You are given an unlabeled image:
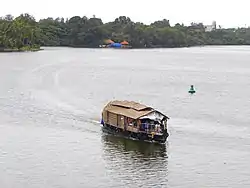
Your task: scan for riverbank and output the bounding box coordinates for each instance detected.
[42,44,188,49]
[0,47,43,53]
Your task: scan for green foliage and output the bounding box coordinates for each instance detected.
[1,13,250,49]
[0,13,41,50]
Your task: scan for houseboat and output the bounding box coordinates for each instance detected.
[100,100,169,144]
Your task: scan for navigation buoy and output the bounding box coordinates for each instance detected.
[188,85,196,94]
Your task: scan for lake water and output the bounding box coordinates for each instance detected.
[0,46,250,188]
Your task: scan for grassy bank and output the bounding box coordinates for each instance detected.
[0,46,43,53]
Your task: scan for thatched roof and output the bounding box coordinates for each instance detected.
[120,40,129,45]
[103,100,168,120]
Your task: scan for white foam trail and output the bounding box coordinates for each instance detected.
[91,120,100,124]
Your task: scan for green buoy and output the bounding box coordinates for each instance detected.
[189,85,196,94]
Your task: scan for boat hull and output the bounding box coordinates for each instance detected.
[101,123,169,144]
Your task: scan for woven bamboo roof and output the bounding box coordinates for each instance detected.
[103,100,168,120]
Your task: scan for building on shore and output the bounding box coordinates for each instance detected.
[205,21,217,32]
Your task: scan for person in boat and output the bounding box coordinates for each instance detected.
[101,118,104,125]
[155,123,161,133]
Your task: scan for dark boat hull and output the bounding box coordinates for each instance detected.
[101,123,169,144]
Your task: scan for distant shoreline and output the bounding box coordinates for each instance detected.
[0,48,43,53]
[42,44,250,49]
[1,44,249,53]
[2,13,250,52]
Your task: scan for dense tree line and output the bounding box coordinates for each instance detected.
[1,13,250,50]
[0,14,41,50]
